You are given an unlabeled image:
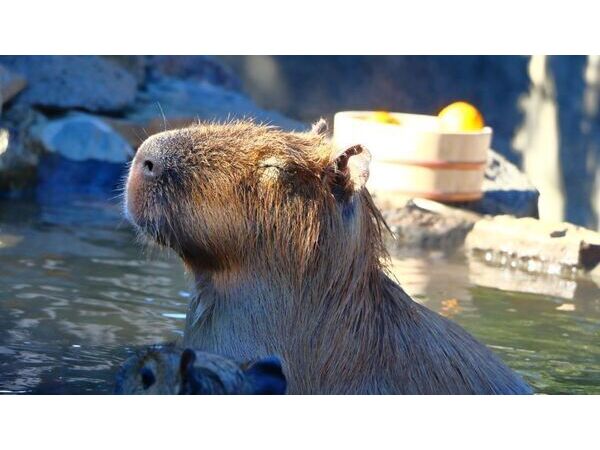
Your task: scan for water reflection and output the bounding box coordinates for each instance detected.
[0,198,188,393]
[388,253,473,314]
[388,248,600,394]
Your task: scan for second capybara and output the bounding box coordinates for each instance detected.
[125,119,533,394]
[115,344,286,394]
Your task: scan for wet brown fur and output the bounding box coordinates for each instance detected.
[125,119,532,394]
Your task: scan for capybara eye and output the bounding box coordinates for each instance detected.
[140,366,156,390]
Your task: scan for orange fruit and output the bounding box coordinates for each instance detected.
[438,101,484,132]
[368,111,400,125]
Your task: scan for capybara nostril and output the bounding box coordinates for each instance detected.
[143,159,153,173]
[142,156,162,178]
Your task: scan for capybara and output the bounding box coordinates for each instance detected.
[125,119,533,394]
[115,344,286,394]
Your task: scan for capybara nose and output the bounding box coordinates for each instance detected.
[141,155,162,179]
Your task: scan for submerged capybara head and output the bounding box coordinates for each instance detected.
[114,345,287,395]
[125,119,387,275]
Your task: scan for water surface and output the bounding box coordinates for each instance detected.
[0,198,598,394]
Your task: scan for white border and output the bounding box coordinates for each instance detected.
[1,0,600,54]
[0,395,597,449]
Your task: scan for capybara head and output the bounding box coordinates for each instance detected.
[125,119,387,277]
[114,345,287,395]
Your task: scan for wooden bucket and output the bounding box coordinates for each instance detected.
[333,111,492,202]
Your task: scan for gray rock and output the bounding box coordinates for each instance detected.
[31,113,133,163]
[483,149,536,192]
[381,199,480,250]
[0,56,137,113]
[457,149,540,218]
[465,215,600,274]
[109,78,306,148]
[147,56,242,92]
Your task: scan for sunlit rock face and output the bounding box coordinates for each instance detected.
[32,114,133,163]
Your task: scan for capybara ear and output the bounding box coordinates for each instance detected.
[243,357,287,395]
[327,144,371,201]
[178,348,206,394]
[179,348,197,374]
[311,118,328,136]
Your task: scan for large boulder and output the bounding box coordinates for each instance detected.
[29,113,133,200]
[31,113,133,163]
[0,56,137,113]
